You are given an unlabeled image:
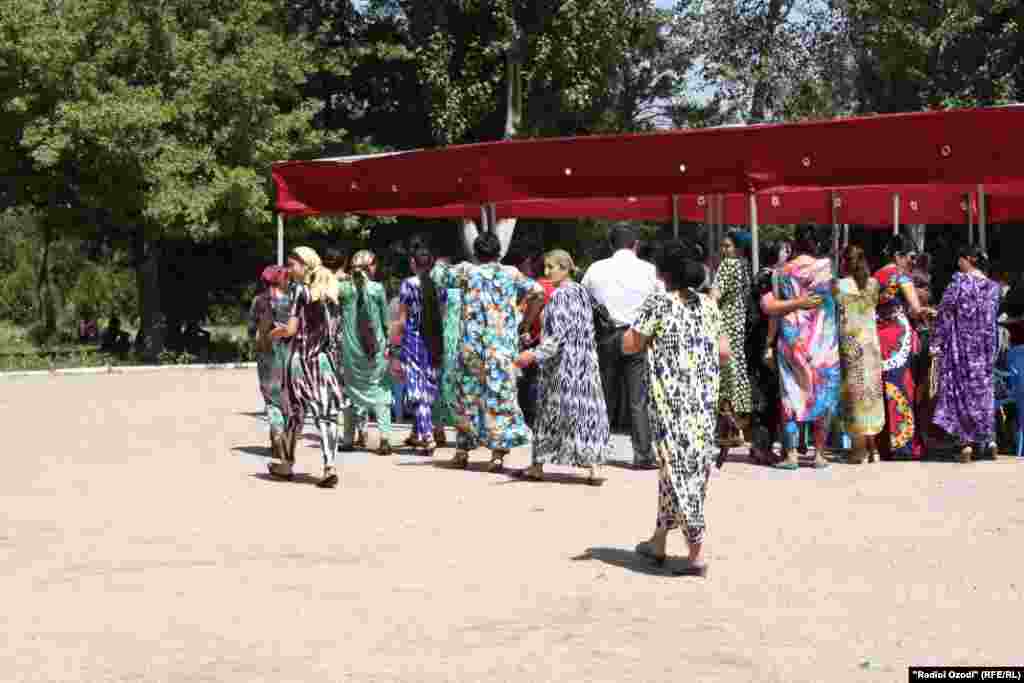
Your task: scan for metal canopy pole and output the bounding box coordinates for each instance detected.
[978,184,987,252]
[967,193,975,245]
[843,224,850,248]
[831,191,840,276]
[479,205,489,234]
[892,193,900,236]
[276,214,284,266]
[672,195,679,238]
[704,198,713,263]
[749,194,760,274]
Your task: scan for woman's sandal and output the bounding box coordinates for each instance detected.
[377,442,393,457]
[489,450,507,473]
[418,440,436,458]
[451,451,470,469]
[513,465,544,482]
[316,468,339,489]
[634,540,667,566]
[433,429,449,449]
[958,445,973,464]
[772,454,799,470]
[267,462,294,481]
[675,561,709,578]
[586,466,604,486]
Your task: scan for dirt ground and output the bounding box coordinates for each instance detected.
[3,369,1023,682]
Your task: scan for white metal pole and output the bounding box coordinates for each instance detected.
[967,193,974,245]
[480,205,489,234]
[843,224,850,248]
[672,195,679,238]
[892,193,900,236]
[831,191,840,276]
[749,194,760,274]
[276,213,284,266]
[978,184,987,252]
[704,199,713,264]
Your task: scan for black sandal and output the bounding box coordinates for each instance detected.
[317,469,339,488]
[489,451,507,473]
[634,540,667,566]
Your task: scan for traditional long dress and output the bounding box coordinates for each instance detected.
[633,290,721,545]
[773,255,840,448]
[531,281,612,467]
[931,272,1002,445]
[399,276,445,440]
[432,262,543,452]
[874,264,922,459]
[835,277,884,436]
[714,257,752,414]
[283,284,347,468]
[249,289,293,437]
[337,279,392,442]
[432,286,462,428]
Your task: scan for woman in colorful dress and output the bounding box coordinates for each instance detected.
[336,250,393,456]
[389,246,446,456]
[772,226,839,470]
[514,250,612,484]
[834,245,884,464]
[269,247,346,488]
[711,232,752,444]
[931,245,1001,463]
[874,236,931,460]
[432,256,460,438]
[431,232,545,471]
[627,241,730,577]
[248,265,293,459]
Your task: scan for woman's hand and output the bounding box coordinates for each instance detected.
[269,325,288,340]
[514,351,536,369]
[797,294,823,310]
[389,357,404,381]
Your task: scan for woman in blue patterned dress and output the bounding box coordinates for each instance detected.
[389,246,447,456]
[269,247,347,488]
[514,250,611,484]
[248,265,293,460]
[431,233,545,471]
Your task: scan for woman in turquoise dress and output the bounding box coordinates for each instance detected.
[431,233,545,471]
[337,250,393,456]
[248,265,293,459]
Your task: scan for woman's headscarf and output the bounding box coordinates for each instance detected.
[260,265,288,287]
[544,249,577,277]
[291,246,339,303]
[349,250,380,356]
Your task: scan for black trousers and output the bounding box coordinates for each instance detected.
[518,363,541,429]
[598,328,652,464]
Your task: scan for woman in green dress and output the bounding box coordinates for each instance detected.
[337,250,393,456]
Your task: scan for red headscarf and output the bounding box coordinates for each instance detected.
[261,265,288,286]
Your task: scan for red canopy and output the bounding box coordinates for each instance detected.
[273,107,1024,218]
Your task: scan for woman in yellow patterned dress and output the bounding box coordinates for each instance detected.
[834,245,884,464]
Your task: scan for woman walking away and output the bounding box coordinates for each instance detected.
[627,241,729,577]
[514,250,612,484]
[772,226,840,469]
[711,231,752,447]
[390,246,446,456]
[270,247,347,488]
[834,245,884,464]
[337,250,393,456]
[248,265,293,460]
[931,245,1001,462]
[874,236,931,460]
[432,232,545,471]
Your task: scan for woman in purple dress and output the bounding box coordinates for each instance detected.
[931,245,1002,463]
[390,246,446,456]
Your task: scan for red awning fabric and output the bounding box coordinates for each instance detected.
[273,107,1024,217]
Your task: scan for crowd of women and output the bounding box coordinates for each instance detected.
[247,223,1006,576]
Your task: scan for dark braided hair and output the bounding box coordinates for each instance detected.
[412,246,443,367]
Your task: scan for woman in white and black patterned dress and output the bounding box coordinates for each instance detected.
[515,250,611,484]
[624,241,731,577]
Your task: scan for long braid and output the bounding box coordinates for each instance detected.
[414,247,443,367]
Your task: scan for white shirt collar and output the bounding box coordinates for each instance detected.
[612,249,637,260]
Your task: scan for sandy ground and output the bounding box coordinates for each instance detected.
[3,369,1023,682]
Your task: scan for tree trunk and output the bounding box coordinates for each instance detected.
[748,0,787,123]
[35,221,62,341]
[133,223,165,360]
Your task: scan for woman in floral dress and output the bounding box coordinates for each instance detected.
[337,250,393,456]
[269,247,347,488]
[248,265,293,460]
[431,233,545,471]
[874,236,931,460]
[389,246,447,455]
[772,226,839,470]
[931,245,1001,462]
[626,241,730,577]
[514,250,612,484]
[834,245,884,464]
[711,232,752,444]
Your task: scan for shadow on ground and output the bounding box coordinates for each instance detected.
[571,547,697,577]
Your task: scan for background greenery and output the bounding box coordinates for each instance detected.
[1,0,1021,366]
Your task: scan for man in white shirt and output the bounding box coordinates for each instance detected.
[582,223,658,469]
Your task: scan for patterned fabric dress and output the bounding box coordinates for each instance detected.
[834,277,884,436]
[931,272,1001,445]
[714,257,752,413]
[399,276,445,440]
[773,256,840,447]
[433,286,462,428]
[874,264,922,459]
[530,281,612,467]
[633,290,721,545]
[283,284,347,467]
[432,262,543,452]
[337,279,392,440]
[249,289,293,436]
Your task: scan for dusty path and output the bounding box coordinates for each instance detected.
[3,369,1023,682]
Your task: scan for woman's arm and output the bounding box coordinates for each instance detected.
[621,328,650,355]
[899,281,933,319]
[761,293,818,316]
[270,316,299,339]
[719,333,732,363]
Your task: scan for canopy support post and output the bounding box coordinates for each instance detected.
[967,193,975,245]
[978,184,987,252]
[480,205,489,234]
[704,198,713,264]
[671,195,679,238]
[843,224,850,248]
[831,191,840,276]
[276,213,284,266]
[892,193,900,236]
[749,194,759,274]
